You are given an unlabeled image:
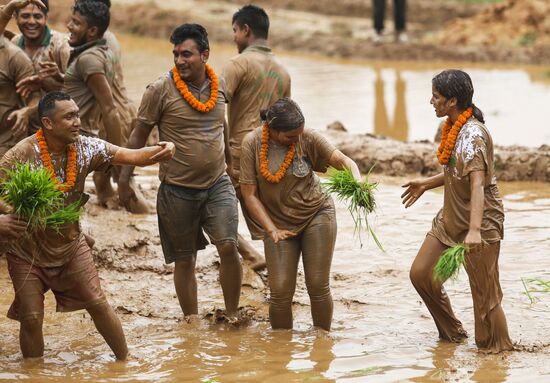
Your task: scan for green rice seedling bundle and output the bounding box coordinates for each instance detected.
[433,244,467,282]
[521,277,550,304]
[0,162,82,232]
[324,167,383,250]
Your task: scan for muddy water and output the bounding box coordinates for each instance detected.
[119,34,550,147]
[1,34,550,382]
[1,173,549,382]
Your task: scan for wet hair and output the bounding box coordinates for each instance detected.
[73,0,110,37]
[38,91,72,121]
[170,24,209,53]
[15,0,49,15]
[232,5,269,40]
[432,69,484,123]
[260,98,305,132]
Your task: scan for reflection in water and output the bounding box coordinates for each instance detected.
[374,69,409,141]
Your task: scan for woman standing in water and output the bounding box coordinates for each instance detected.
[402,69,513,353]
[240,98,361,331]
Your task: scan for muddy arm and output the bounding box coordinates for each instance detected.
[328,149,362,182]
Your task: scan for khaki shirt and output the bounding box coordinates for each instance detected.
[104,30,137,141]
[0,36,35,155]
[0,134,119,267]
[240,127,335,239]
[222,44,291,175]
[430,117,504,246]
[12,27,70,74]
[12,27,71,133]
[138,72,228,189]
[63,39,133,142]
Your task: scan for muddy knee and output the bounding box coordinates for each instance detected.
[217,242,239,260]
[20,315,44,335]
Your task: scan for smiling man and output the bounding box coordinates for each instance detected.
[0,90,175,360]
[62,0,148,213]
[119,24,242,319]
[0,0,42,157]
[11,0,70,94]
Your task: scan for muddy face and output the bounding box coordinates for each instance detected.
[430,85,452,119]
[15,4,47,43]
[172,39,209,84]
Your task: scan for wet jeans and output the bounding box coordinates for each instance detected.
[264,200,337,331]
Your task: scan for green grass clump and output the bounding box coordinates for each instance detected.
[433,244,467,282]
[324,167,383,250]
[0,162,82,232]
[521,277,550,304]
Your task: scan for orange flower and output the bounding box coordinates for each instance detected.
[171,64,219,113]
[259,123,295,183]
[436,107,473,165]
[36,128,77,192]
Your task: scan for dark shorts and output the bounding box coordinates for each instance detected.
[157,175,239,263]
[6,239,106,322]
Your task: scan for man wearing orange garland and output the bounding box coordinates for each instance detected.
[0,0,43,158]
[222,4,291,271]
[119,24,242,318]
[60,0,149,213]
[0,90,175,359]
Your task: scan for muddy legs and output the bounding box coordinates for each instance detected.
[410,235,467,341]
[173,243,241,317]
[87,302,128,360]
[19,315,44,358]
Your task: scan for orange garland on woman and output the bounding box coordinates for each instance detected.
[36,128,77,192]
[436,107,473,165]
[259,123,295,183]
[171,64,219,113]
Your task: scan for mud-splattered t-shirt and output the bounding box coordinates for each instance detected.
[64,39,134,142]
[0,135,119,267]
[430,117,504,246]
[138,72,228,189]
[240,127,336,239]
[222,44,291,177]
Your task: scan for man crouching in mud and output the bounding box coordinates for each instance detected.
[0,91,175,359]
[119,24,242,319]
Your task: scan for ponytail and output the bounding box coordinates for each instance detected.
[471,103,484,124]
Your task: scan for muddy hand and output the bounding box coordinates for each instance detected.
[149,141,175,162]
[0,214,27,239]
[401,180,426,208]
[464,229,482,248]
[16,75,42,99]
[5,0,46,12]
[7,107,29,136]
[38,61,63,82]
[269,228,297,243]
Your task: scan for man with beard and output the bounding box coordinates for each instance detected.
[119,24,242,318]
[0,90,175,359]
[222,5,291,271]
[0,0,42,158]
[62,0,148,212]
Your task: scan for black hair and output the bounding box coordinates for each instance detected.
[38,91,72,121]
[73,0,110,37]
[75,0,110,7]
[170,24,209,53]
[232,5,269,40]
[15,0,49,15]
[260,98,305,132]
[432,69,484,123]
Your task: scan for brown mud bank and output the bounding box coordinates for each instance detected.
[324,128,550,182]
[44,0,550,65]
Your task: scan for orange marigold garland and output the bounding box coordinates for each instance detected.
[36,128,77,192]
[171,64,219,113]
[436,107,473,165]
[259,123,295,183]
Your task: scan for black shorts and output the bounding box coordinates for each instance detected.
[157,175,239,263]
